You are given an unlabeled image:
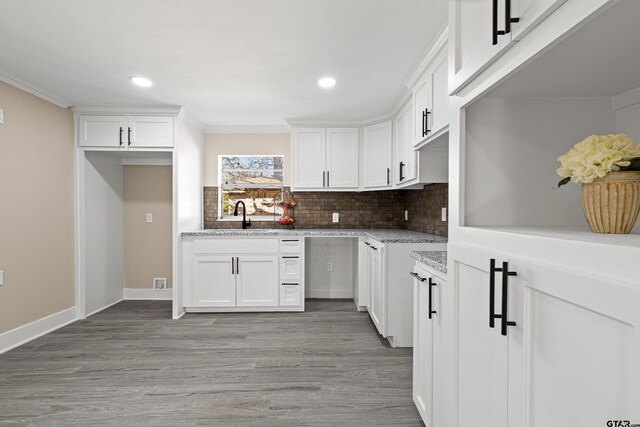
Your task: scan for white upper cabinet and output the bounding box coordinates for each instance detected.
[79,115,174,149]
[291,127,358,190]
[394,101,416,185]
[413,46,449,147]
[292,128,326,188]
[363,121,393,189]
[326,128,359,189]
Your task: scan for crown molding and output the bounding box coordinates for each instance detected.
[178,108,205,132]
[72,104,182,116]
[204,125,290,134]
[405,23,449,89]
[0,70,72,108]
[285,118,364,128]
[612,86,640,111]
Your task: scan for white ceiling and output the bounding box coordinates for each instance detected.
[0,0,447,128]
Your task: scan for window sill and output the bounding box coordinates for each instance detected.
[217,217,277,222]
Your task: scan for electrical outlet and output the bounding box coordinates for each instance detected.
[0,270,4,286]
[405,210,408,221]
[327,262,333,271]
[146,213,153,223]
[441,207,447,222]
[332,212,339,223]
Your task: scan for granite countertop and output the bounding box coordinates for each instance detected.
[181,228,447,244]
[411,250,447,273]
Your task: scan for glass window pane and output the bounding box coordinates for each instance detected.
[221,169,283,186]
[221,188,284,217]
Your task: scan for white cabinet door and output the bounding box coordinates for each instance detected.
[395,102,416,185]
[508,259,640,426]
[369,244,385,335]
[79,115,127,147]
[412,266,435,425]
[326,128,359,189]
[512,0,567,40]
[236,255,279,307]
[363,121,393,188]
[193,255,236,307]
[280,283,301,306]
[292,128,327,189]
[450,244,509,427]
[413,73,431,146]
[356,241,369,309]
[451,0,513,93]
[128,116,174,148]
[429,48,449,137]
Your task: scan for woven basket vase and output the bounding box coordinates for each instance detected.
[581,171,640,234]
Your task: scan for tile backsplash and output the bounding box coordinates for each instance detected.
[204,183,448,237]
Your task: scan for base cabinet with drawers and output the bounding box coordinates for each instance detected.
[183,237,305,312]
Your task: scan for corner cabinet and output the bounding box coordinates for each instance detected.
[448,244,640,426]
[291,127,359,191]
[362,121,393,189]
[78,115,174,149]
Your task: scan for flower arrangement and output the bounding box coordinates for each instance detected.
[556,134,640,187]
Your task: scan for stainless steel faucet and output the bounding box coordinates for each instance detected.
[233,201,252,229]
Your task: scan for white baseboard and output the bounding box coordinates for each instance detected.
[305,290,354,299]
[124,288,173,300]
[85,298,124,318]
[0,306,77,354]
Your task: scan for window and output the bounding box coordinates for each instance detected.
[218,155,285,219]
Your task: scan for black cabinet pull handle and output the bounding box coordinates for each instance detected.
[386,167,390,185]
[371,246,378,251]
[422,110,426,137]
[281,256,299,259]
[492,0,499,45]
[428,277,437,319]
[505,0,520,34]
[281,239,299,242]
[322,171,326,187]
[489,258,501,328]
[327,170,330,187]
[119,127,123,146]
[409,272,426,282]
[231,257,235,274]
[282,283,299,286]
[127,127,132,146]
[425,109,431,135]
[399,162,405,182]
[500,261,517,336]
[364,241,371,246]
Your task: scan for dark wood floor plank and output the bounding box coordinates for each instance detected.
[0,299,422,426]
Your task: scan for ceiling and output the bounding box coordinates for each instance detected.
[486,0,640,99]
[0,0,447,128]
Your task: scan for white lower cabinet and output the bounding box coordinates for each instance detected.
[448,243,640,426]
[411,263,445,427]
[367,242,385,334]
[280,283,301,306]
[236,255,279,307]
[193,255,237,307]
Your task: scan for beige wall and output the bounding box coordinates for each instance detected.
[203,133,290,186]
[124,166,172,289]
[0,81,75,334]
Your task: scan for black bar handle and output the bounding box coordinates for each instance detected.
[505,0,520,34]
[327,170,330,187]
[119,127,123,146]
[231,257,235,275]
[322,171,326,187]
[425,109,431,135]
[409,272,426,282]
[281,239,299,242]
[386,168,390,185]
[282,283,299,286]
[127,127,132,146]
[428,277,437,319]
[492,0,499,45]
[489,258,502,328]
[371,246,378,251]
[281,256,299,259]
[422,110,426,137]
[236,257,239,275]
[500,261,517,336]
[399,162,405,182]
[364,241,371,246]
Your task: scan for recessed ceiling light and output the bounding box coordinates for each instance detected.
[318,77,336,89]
[131,76,153,87]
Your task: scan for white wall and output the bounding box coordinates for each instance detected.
[305,237,357,299]
[174,111,204,318]
[465,97,617,227]
[615,93,640,233]
[84,152,125,315]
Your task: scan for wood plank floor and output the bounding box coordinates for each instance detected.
[0,300,422,426]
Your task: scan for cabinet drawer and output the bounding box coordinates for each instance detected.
[280,256,301,281]
[280,238,302,253]
[280,283,301,306]
[193,239,278,254]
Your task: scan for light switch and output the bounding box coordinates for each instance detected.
[0,109,4,124]
[146,213,153,223]
[332,212,339,223]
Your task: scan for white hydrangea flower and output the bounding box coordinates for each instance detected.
[556,134,640,184]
